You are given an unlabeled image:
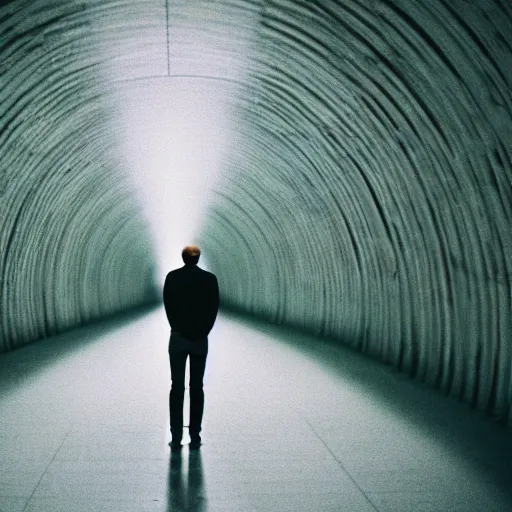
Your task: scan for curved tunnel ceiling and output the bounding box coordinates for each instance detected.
[2,0,512,425]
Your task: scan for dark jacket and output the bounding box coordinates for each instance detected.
[163,264,220,341]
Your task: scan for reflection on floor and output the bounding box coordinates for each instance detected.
[0,307,511,512]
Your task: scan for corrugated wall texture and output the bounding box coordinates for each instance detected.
[0,0,159,353]
[2,0,512,426]
[199,0,512,425]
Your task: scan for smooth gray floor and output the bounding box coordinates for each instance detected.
[0,308,511,512]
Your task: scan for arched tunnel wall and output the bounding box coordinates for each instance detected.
[2,0,512,426]
[0,1,160,353]
[198,0,512,425]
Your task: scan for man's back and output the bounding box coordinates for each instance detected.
[166,245,218,450]
[163,264,219,341]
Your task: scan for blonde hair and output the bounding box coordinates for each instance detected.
[182,245,201,264]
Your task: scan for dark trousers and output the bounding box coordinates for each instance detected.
[169,351,207,441]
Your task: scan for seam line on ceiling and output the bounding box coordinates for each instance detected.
[165,0,170,75]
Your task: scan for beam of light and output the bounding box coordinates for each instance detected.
[98,1,256,280]
[117,78,232,278]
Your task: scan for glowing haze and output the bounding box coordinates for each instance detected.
[119,79,232,278]
[100,1,255,280]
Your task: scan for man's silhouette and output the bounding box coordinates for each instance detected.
[163,245,219,451]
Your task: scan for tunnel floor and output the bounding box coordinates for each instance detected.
[0,308,511,512]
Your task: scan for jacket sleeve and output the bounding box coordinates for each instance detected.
[163,274,175,328]
[204,275,220,335]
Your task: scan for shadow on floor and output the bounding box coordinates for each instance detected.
[221,308,512,501]
[0,302,160,399]
[167,449,206,512]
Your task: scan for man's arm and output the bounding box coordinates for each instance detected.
[163,274,175,328]
[204,275,220,335]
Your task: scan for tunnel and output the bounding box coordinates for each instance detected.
[1,0,512,509]
[2,0,511,423]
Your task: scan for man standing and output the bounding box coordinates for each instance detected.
[163,245,219,451]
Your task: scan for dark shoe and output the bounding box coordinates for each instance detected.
[189,434,201,450]
[189,439,201,450]
[169,440,182,452]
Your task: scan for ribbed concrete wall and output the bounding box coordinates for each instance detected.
[0,1,159,352]
[2,0,512,425]
[199,0,512,424]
